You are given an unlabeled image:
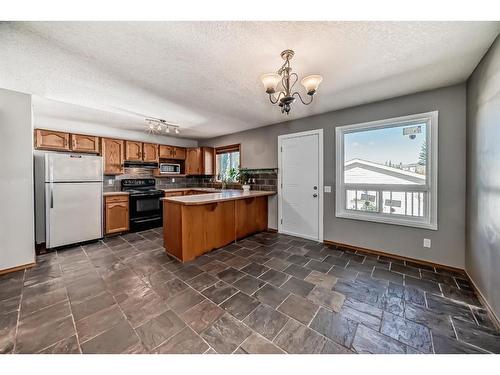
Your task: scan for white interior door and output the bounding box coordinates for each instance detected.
[46,182,102,248]
[279,130,323,241]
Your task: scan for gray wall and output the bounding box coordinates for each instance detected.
[202,84,467,268]
[466,36,500,318]
[0,88,35,271]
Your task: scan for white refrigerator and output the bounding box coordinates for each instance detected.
[35,152,103,248]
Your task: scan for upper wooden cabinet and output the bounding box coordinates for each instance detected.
[159,145,173,159]
[143,143,159,162]
[35,129,70,151]
[70,134,100,154]
[186,147,215,175]
[173,147,186,160]
[203,147,215,175]
[102,138,124,175]
[159,145,186,160]
[125,141,142,161]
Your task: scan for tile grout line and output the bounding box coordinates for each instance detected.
[61,247,84,353]
[84,238,152,352]
[11,268,27,354]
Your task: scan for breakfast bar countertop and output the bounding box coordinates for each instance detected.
[161,187,221,193]
[161,189,275,205]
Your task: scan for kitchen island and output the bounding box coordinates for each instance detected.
[162,190,275,262]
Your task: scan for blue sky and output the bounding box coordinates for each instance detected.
[344,124,426,165]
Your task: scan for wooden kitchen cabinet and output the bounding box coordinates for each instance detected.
[143,143,159,162]
[102,138,124,175]
[70,134,100,153]
[125,141,142,161]
[159,145,174,159]
[159,145,186,160]
[185,147,214,175]
[34,129,70,151]
[172,146,186,160]
[104,195,129,235]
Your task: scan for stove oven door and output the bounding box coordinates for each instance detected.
[129,192,163,231]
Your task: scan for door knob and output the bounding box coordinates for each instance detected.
[313,186,318,190]
[313,193,318,198]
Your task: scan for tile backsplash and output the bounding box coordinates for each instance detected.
[103,167,277,192]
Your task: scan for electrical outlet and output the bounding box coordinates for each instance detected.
[324,186,332,193]
[423,238,431,248]
[108,179,114,186]
[171,178,175,183]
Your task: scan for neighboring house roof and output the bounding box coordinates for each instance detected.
[345,159,425,185]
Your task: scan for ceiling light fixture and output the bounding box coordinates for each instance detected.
[144,118,181,135]
[260,49,323,115]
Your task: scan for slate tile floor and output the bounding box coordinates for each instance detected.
[1,228,499,354]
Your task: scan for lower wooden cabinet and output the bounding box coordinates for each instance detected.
[104,195,129,235]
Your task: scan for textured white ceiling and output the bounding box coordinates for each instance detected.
[1,21,499,139]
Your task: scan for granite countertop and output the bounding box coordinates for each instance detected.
[161,188,221,193]
[103,191,130,196]
[161,190,275,205]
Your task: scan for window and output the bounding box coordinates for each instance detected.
[215,144,241,182]
[335,111,438,230]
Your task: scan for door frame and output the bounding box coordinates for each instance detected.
[277,128,324,242]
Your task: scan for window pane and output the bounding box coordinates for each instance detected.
[216,151,240,181]
[346,190,356,210]
[344,123,427,185]
[346,190,378,212]
[383,191,424,217]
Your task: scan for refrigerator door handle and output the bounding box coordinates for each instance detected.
[50,183,54,209]
[49,157,54,208]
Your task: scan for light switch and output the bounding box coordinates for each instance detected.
[324,186,332,193]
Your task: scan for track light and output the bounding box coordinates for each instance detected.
[144,118,181,135]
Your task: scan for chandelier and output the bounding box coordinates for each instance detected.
[145,118,180,135]
[260,49,323,115]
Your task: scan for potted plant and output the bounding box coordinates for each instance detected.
[238,170,251,192]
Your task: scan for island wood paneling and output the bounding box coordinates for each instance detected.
[235,196,268,238]
[163,195,266,262]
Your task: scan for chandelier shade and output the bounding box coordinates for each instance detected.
[260,73,281,94]
[301,75,323,95]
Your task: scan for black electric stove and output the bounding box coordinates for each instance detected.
[121,179,163,232]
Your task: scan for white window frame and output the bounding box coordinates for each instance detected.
[335,111,438,230]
